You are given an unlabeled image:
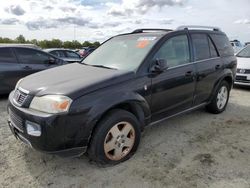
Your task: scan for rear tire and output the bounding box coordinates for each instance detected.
[87,109,141,165]
[206,81,230,114]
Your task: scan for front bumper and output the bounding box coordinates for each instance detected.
[234,73,250,86]
[7,91,90,157]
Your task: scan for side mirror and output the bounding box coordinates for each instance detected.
[150,59,168,73]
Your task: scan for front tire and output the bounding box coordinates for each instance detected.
[206,81,230,114]
[87,109,141,165]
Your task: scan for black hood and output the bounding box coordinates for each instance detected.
[19,63,134,98]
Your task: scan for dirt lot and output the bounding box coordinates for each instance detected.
[0,87,250,188]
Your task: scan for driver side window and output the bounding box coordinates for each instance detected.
[153,35,190,68]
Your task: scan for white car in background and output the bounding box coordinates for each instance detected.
[235,45,250,86]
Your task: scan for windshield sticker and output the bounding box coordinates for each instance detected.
[137,37,157,41]
[137,40,150,48]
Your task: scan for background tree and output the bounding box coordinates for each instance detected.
[92,41,101,48]
[15,35,26,43]
[50,39,63,48]
[0,37,14,43]
[0,35,101,49]
[30,39,39,46]
[82,41,92,47]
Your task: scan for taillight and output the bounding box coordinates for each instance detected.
[80,50,86,57]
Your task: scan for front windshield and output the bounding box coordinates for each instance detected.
[82,35,160,71]
[237,45,250,58]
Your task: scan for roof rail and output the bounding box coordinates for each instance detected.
[177,25,221,31]
[132,28,173,33]
[0,43,41,49]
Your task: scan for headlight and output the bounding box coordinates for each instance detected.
[30,95,72,114]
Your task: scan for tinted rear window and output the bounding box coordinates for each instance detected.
[208,37,219,58]
[210,34,234,56]
[51,50,65,58]
[65,51,80,58]
[0,48,17,63]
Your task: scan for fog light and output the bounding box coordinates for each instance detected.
[26,121,41,137]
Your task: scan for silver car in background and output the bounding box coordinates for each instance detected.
[44,48,82,63]
[235,45,250,86]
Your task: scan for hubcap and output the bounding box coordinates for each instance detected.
[216,86,228,110]
[104,121,135,161]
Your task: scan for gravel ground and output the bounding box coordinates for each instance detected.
[0,87,250,188]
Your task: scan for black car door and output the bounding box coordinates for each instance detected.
[150,34,196,122]
[14,47,59,77]
[0,47,22,93]
[190,33,221,105]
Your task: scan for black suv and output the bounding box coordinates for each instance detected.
[7,26,236,165]
[0,46,65,94]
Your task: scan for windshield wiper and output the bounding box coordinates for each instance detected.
[81,62,117,70]
[88,64,117,70]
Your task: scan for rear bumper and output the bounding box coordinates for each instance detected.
[7,91,90,157]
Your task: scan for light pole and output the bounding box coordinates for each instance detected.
[74,25,76,41]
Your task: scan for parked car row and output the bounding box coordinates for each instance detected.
[44,48,82,63]
[0,45,66,94]
[0,45,96,94]
[1,34,249,97]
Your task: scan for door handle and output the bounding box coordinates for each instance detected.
[23,66,32,70]
[215,64,221,70]
[185,71,193,77]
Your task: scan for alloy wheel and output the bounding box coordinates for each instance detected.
[216,86,228,110]
[104,121,135,161]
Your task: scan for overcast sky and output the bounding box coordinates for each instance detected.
[0,0,250,42]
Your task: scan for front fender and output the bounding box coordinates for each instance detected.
[90,91,150,121]
[70,90,151,142]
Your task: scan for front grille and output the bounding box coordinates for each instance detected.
[9,110,24,132]
[236,75,247,81]
[237,69,250,74]
[13,89,28,106]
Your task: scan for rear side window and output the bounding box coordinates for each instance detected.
[153,35,190,68]
[210,34,234,56]
[51,50,65,58]
[65,51,80,58]
[0,48,17,63]
[208,37,219,58]
[15,48,51,64]
[191,34,210,61]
